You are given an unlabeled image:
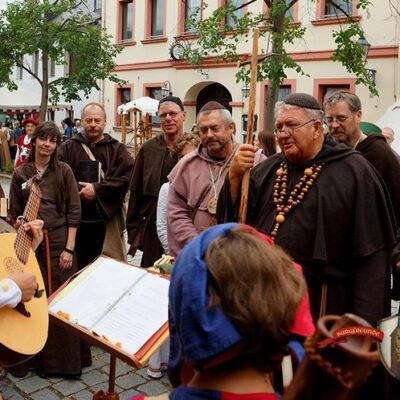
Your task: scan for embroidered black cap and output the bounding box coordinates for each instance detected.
[283,93,322,111]
[158,95,184,111]
[199,101,227,113]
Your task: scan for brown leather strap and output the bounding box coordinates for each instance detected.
[319,283,327,319]
[43,229,52,295]
[81,143,105,179]
[190,143,239,221]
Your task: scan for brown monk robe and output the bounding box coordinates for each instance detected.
[9,122,91,378]
[0,128,11,169]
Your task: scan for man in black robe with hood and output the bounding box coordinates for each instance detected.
[218,93,396,327]
[323,90,400,300]
[60,102,133,269]
[126,96,186,267]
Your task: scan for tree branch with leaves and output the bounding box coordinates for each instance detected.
[181,0,375,130]
[0,0,124,121]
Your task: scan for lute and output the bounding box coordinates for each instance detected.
[0,178,48,367]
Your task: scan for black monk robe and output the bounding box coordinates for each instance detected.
[217,135,396,326]
[59,132,133,268]
[126,134,177,267]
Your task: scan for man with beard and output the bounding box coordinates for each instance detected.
[217,93,395,328]
[167,101,265,257]
[323,91,400,299]
[126,96,185,266]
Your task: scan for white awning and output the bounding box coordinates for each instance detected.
[117,96,159,116]
[0,87,72,113]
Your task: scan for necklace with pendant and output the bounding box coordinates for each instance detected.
[207,163,224,215]
[270,161,325,239]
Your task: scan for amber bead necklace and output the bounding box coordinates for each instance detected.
[270,161,325,238]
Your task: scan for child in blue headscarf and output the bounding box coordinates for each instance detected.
[129,223,314,400]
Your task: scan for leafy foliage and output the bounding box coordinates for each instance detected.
[0,0,123,120]
[2,161,14,175]
[181,0,377,99]
[331,22,378,96]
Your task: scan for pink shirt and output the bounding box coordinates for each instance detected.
[167,144,266,257]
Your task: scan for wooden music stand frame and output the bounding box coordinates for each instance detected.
[50,313,168,400]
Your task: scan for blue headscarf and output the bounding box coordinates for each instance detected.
[168,223,243,383]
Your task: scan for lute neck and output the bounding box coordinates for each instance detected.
[14,179,42,264]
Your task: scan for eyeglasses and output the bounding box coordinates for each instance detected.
[274,119,316,138]
[158,111,180,120]
[325,115,351,124]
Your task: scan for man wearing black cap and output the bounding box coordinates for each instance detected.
[218,93,395,328]
[127,95,186,266]
[167,101,265,257]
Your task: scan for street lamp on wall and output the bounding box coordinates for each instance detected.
[161,81,172,98]
[357,36,371,63]
[356,36,376,85]
[241,84,250,99]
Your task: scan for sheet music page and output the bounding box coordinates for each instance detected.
[48,257,147,329]
[91,273,169,355]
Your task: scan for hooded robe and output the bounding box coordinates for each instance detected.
[218,135,396,326]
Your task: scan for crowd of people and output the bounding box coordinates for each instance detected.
[0,90,399,399]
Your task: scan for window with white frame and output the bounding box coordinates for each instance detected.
[225,0,243,29]
[119,87,132,125]
[94,0,102,11]
[151,0,164,36]
[324,0,352,17]
[122,0,133,40]
[185,0,201,33]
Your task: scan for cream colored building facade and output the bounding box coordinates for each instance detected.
[101,0,400,149]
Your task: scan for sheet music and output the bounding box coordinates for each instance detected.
[91,274,169,354]
[48,257,147,329]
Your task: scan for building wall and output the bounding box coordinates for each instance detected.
[102,0,400,150]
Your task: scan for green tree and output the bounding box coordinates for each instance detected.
[0,0,123,121]
[182,0,374,131]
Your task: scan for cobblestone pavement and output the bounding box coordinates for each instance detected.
[0,346,171,399]
[0,242,171,399]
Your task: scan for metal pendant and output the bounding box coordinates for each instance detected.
[207,197,218,215]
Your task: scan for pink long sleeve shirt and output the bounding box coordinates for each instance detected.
[167,144,266,257]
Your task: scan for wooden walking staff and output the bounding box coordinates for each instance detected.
[238,28,259,224]
[121,113,127,145]
[133,109,138,156]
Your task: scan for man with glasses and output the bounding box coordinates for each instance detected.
[218,92,395,328]
[127,95,186,266]
[324,90,400,300]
